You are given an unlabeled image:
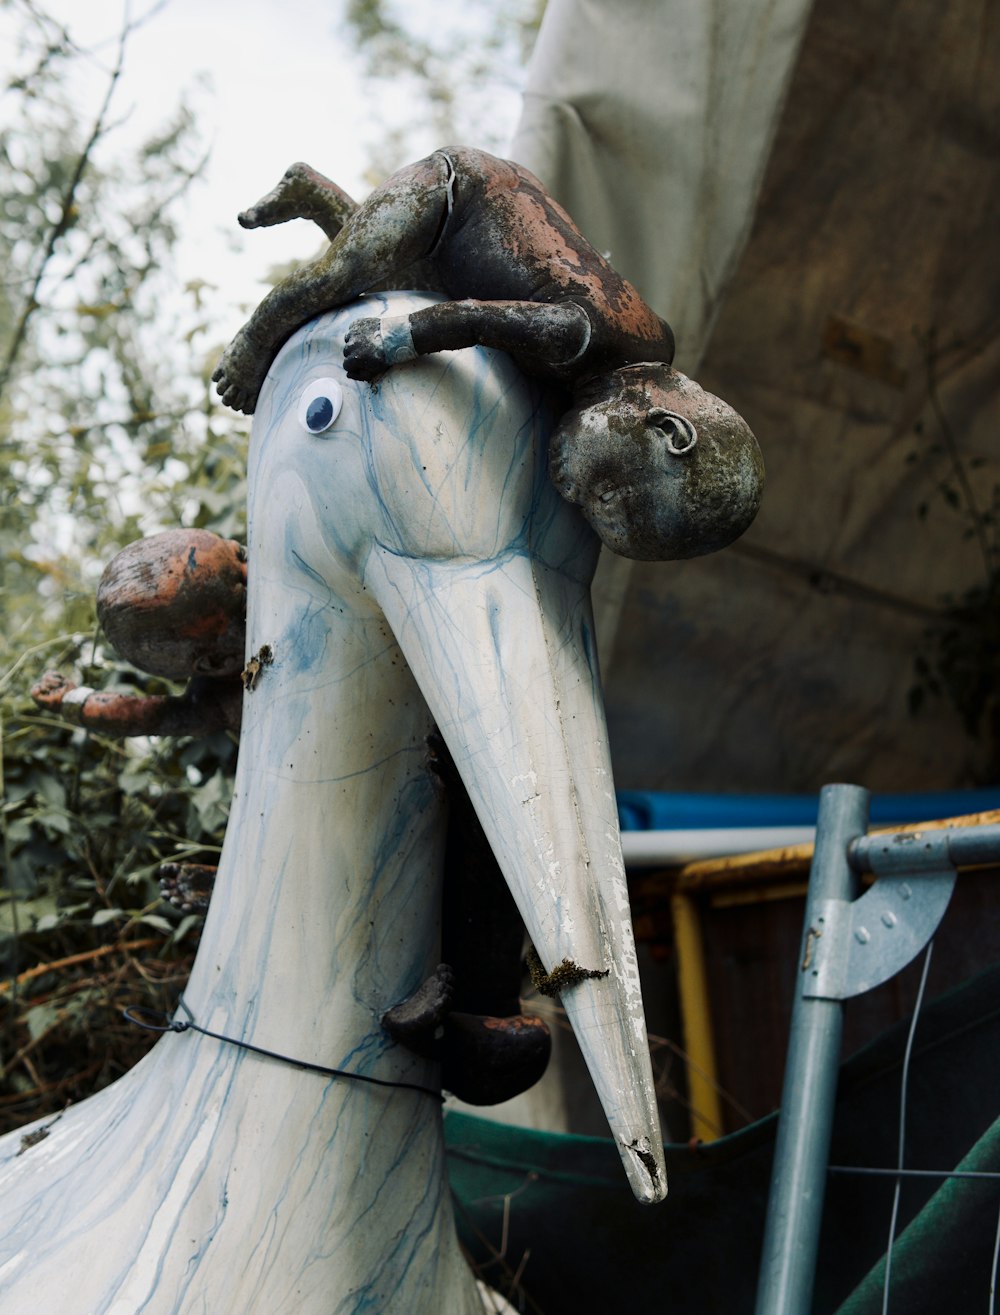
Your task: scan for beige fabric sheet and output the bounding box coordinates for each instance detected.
[510,0,1000,792]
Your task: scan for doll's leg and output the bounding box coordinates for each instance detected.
[238,161,358,242]
[382,733,552,1104]
[214,154,453,413]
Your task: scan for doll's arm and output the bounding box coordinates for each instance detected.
[31,672,237,737]
[31,672,156,736]
[343,299,592,381]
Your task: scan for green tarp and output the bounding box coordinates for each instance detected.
[446,963,1000,1313]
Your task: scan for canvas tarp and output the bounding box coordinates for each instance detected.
[511,0,1000,795]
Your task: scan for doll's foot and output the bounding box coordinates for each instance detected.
[158,862,217,914]
[212,329,269,414]
[382,963,456,1058]
[239,162,356,241]
[442,1012,551,1105]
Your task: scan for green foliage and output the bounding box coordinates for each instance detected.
[0,2,248,678]
[1,638,238,1131]
[4,659,235,902]
[0,3,246,1128]
[0,0,545,1132]
[1,6,245,613]
[342,0,544,179]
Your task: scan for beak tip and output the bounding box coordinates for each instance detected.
[621,1136,669,1204]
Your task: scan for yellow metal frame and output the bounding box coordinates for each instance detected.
[670,889,724,1141]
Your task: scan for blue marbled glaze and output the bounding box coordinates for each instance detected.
[0,292,664,1315]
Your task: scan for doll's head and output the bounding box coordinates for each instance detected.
[550,365,763,561]
[97,530,247,679]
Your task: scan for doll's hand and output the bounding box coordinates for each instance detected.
[31,670,76,711]
[343,317,388,381]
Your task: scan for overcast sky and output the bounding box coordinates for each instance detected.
[1,0,525,319]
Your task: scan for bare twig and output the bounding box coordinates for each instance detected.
[0,10,133,400]
[0,938,162,998]
[0,633,83,696]
[0,1060,103,1110]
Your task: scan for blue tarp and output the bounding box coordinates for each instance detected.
[616,789,1000,831]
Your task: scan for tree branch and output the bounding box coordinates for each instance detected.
[0,10,134,401]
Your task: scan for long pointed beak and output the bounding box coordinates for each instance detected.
[366,545,667,1204]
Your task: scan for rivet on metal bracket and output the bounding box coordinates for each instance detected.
[803,856,955,1001]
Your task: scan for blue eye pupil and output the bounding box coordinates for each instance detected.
[306,395,334,432]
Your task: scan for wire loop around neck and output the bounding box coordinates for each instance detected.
[123,997,443,1102]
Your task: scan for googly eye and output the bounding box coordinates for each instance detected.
[648,408,698,455]
[297,377,343,435]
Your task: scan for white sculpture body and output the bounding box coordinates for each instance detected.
[0,294,664,1313]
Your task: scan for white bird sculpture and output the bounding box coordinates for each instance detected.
[0,293,665,1313]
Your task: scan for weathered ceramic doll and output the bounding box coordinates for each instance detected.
[214,146,763,561]
[32,529,247,738]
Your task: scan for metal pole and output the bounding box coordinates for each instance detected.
[754,783,870,1315]
[851,821,1000,873]
[670,889,724,1140]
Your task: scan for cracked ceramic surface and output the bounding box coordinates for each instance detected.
[0,294,663,1314]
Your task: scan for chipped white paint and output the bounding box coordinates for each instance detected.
[0,293,664,1314]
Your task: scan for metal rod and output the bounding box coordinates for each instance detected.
[850,822,1000,873]
[755,783,870,1315]
[670,890,724,1141]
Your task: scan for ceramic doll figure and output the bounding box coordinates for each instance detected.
[214,147,763,561]
[32,530,247,738]
[31,667,242,738]
[97,529,248,684]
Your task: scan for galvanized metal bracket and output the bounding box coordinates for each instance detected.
[801,831,957,1000]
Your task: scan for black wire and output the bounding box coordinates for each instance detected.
[123,999,443,1102]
